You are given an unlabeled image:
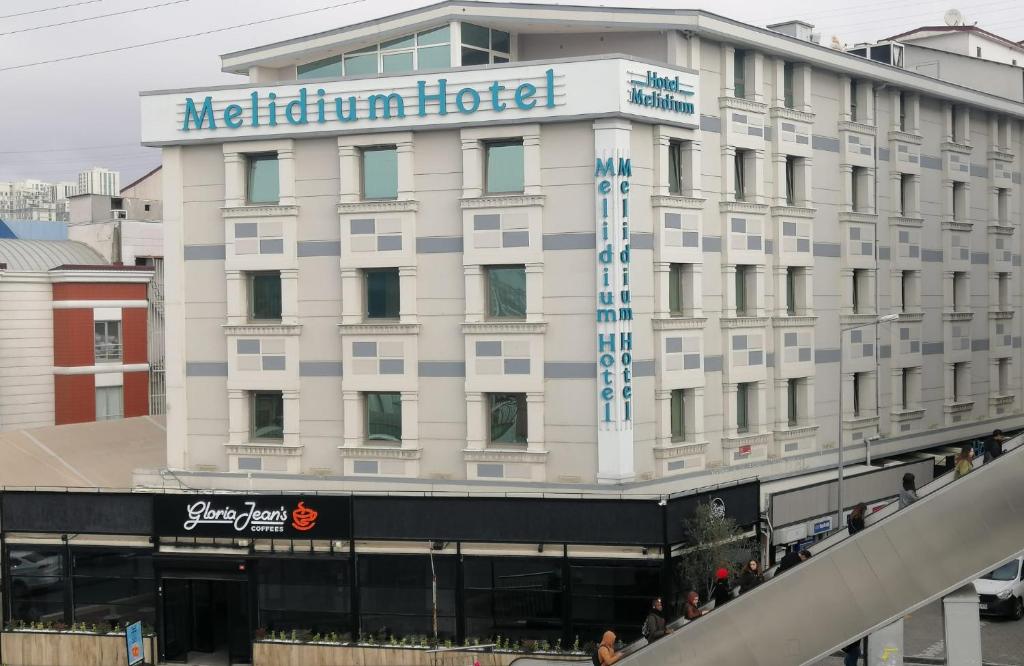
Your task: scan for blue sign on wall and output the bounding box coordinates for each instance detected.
[812,517,833,535]
[125,621,144,666]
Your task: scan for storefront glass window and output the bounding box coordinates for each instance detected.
[9,547,65,623]
[569,561,661,643]
[258,558,352,637]
[358,555,457,639]
[72,550,155,629]
[463,557,562,642]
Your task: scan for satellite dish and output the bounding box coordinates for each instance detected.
[944,8,965,26]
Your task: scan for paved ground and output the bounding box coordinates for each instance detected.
[814,600,1024,665]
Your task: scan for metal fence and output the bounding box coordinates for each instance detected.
[147,257,165,415]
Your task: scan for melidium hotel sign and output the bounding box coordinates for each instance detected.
[139,58,699,144]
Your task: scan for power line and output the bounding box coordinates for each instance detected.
[0,0,374,72]
[0,142,140,155]
[0,0,192,37]
[0,0,103,20]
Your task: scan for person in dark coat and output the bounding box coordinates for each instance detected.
[847,502,867,535]
[642,597,671,642]
[710,567,733,608]
[986,429,1007,462]
[738,559,764,594]
[683,591,704,621]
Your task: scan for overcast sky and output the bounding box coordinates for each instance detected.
[0,0,1021,184]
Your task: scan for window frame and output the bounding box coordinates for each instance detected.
[787,378,800,427]
[364,268,401,320]
[487,392,528,447]
[483,139,525,195]
[248,271,283,322]
[850,79,859,122]
[360,145,399,201]
[735,265,750,316]
[250,390,284,442]
[899,173,912,216]
[95,385,124,422]
[783,61,795,109]
[734,149,749,202]
[736,382,750,433]
[246,152,280,205]
[365,391,402,443]
[952,181,965,221]
[733,49,747,99]
[93,320,122,363]
[785,155,797,206]
[460,22,511,66]
[670,388,687,443]
[668,139,686,196]
[901,367,911,409]
[786,267,797,316]
[852,372,863,417]
[484,264,527,320]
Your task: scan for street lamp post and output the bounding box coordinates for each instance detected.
[837,313,899,530]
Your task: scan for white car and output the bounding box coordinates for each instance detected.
[973,557,1024,620]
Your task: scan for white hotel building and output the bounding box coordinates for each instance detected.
[141,2,1024,498]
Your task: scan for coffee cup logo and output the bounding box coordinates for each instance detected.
[291,501,318,531]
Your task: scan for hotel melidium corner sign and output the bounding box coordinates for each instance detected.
[594,121,635,482]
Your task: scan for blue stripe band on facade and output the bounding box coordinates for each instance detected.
[416,236,464,254]
[543,232,596,250]
[971,339,989,352]
[184,245,226,261]
[971,252,989,265]
[702,236,721,252]
[878,246,890,260]
[811,135,840,152]
[921,249,943,262]
[877,148,890,161]
[297,240,342,257]
[970,164,988,178]
[544,362,596,379]
[299,361,343,376]
[920,155,942,170]
[879,345,891,359]
[418,361,466,377]
[813,242,841,258]
[186,362,228,376]
[632,232,653,250]
[704,355,723,372]
[922,342,944,355]
[699,115,721,133]
[815,349,841,363]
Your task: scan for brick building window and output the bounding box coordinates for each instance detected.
[96,386,124,421]
[94,320,121,362]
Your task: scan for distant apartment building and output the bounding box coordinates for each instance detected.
[76,166,121,197]
[0,239,153,428]
[0,179,75,221]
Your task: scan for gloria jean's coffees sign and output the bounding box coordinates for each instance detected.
[154,494,350,539]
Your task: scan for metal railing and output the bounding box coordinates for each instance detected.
[94,342,122,362]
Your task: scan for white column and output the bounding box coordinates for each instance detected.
[750,51,766,103]
[772,153,788,207]
[281,268,299,325]
[691,387,706,441]
[466,392,484,450]
[942,585,983,666]
[464,265,484,323]
[755,380,768,432]
[771,57,786,108]
[754,264,768,316]
[720,45,736,98]
[774,378,790,431]
[400,390,419,449]
[797,64,813,114]
[838,75,852,123]
[340,267,361,324]
[223,152,245,208]
[722,384,738,438]
[526,391,545,452]
[840,165,854,211]
[654,261,671,317]
[655,389,671,447]
[753,149,767,204]
[722,146,737,202]
[723,265,738,318]
[277,146,296,206]
[227,389,247,446]
[396,137,415,200]
[342,390,362,448]
[225,270,245,325]
[692,264,705,317]
[282,389,300,447]
[773,266,788,316]
[690,140,704,199]
[163,146,188,469]
[525,262,544,321]
[523,132,542,196]
[337,144,360,203]
[399,266,418,323]
[461,137,483,198]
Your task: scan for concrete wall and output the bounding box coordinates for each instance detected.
[904,46,1023,102]
[0,278,54,429]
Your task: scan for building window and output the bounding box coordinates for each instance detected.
[735,264,752,316]
[899,174,913,216]
[366,392,401,442]
[951,106,961,143]
[298,25,452,79]
[850,79,858,122]
[246,153,279,205]
[851,166,867,212]
[901,367,911,409]
[734,149,752,202]
[952,362,968,403]
[461,22,511,66]
[365,268,400,319]
[900,270,918,312]
[488,393,527,446]
[998,272,1010,310]
[250,391,283,441]
[95,386,124,421]
[997,188,1009,225]
[785,155,802,206]
[852,372,864,417]
[976,46,982,58]
[783,61,795,109]
[786,267,798,315]
[952,182,966,221]
[484,140,524,194]
[998,358,1010,394]
[670,389,687,442]
[668,139,687,195]
[736,382,751,433]
[486,265,526,319]
[669,263,695,316]
[952,271,967,312]
[94,320,121,362]
[361,146,398,200]
[899,91,908,132]
[851,269,867,314]
[734,49,747,99]
[787,378,801,426]
[248,271,282,321]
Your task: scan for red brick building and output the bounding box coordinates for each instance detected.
[0,240,153,428]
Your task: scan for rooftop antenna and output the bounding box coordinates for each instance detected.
[944,8,965,26]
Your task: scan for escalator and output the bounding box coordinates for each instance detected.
[517,435,1024,666]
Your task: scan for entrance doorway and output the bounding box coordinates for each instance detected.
[162,579,250,665]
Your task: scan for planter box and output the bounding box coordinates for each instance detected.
[0,630,158,666]
[253,642,579,666]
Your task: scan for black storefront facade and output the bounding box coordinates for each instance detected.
[0,482,758,664]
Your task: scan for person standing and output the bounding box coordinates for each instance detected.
[954,444,974,480]
[642,597,671,642]
[847,503,867,536]
[738,559,764,594]
[898,473,918,509]
[683,591,704,621]
[985,429,1007,462]
[711,567,733,608]
[842,638,863,666]
[597,631,622,665]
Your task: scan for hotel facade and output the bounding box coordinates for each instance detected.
[139,2,1024,492]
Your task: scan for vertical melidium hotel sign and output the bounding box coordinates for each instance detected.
[594,120,635,483]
